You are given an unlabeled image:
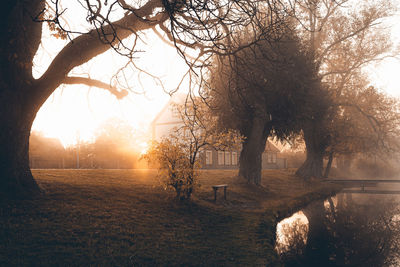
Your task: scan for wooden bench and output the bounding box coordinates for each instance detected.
[212,184,228,202]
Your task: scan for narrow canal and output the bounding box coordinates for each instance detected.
[276,192,400,266]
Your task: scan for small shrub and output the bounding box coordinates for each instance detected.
[142,139,199,200]
[143,99,243,201]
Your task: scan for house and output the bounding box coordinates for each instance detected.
[150,94,287,169]
[199,146,240,170]
[199,140,286,169]
[150,94,186,141]
[262,141,287,169]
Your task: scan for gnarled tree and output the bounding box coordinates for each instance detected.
[323,84,400,177]
[207,22,324,184]
[291,0,398,179]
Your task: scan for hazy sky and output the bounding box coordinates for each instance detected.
[31,2,400,147]
[32,25,191,146]
[367,7,400,98]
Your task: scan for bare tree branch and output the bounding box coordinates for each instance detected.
[63,76,128,99]
[36,0,165,97]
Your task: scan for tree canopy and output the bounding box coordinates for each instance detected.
[291,0,400,179]
[207,19,327,184]
[206,0,400,181]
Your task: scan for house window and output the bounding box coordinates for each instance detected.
[272,153,277,163]
[171,106,180,118]
[267,153,273,163]
[205,150,212,165]
[218,151,224,165]
[225,151,231,165]
[232,152,238,165]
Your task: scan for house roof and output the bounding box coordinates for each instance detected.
[264,140,280,153]
[150,93,187,126]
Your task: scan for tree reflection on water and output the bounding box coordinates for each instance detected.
[276,212,308,256]
[277,194,400,266]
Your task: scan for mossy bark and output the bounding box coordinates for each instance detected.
[239,117,269,185]
[296,121,328,180]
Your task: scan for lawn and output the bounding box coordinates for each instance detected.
[0,169,340,266]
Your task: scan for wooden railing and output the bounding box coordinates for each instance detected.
[324,179,400,194]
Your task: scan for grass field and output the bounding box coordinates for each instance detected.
[0,169,340,266]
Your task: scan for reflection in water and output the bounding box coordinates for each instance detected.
[275,211,308,255]
[276,194,400,266]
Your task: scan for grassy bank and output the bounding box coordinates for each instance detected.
[0,169,340,266]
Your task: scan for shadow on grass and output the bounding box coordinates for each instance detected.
[0,169,339,266]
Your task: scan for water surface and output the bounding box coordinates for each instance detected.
[276,191,400,266]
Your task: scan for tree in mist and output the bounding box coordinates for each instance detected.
[0,0,279,199]
[291,0,399,179]
[143,99,241,200]
[29,132,65,168]
[52,119,140,169]
[323,84,400,177]
[207,21,326,185]
[92,118,137,168]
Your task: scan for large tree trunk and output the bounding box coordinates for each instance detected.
[0,91,42,199]
[296,122,327,180]
[0,0,44,199]
[239,117,268,185]
[296,148,324,180]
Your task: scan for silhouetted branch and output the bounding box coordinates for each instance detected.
[63,76,128,99]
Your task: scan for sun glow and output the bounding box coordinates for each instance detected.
[32,23,191,147]
[32,84,169,147]
[139,142,149,155]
